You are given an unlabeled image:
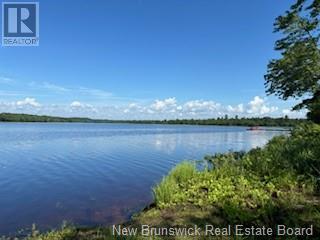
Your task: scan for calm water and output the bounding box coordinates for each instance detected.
[0,123,287,235]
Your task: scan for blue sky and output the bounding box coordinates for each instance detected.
[0,0,306,119]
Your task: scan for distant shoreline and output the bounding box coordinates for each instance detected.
[0,113,305,127]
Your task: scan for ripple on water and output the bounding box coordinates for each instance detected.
[0,123,287,235]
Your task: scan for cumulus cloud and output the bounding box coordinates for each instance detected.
[16,98,41,107]
[227,104,244,113]
[123,103,144,114]
[117,96,283,119]
[247,96,278,115]
[70,101,97,113]
[70,101,83,108]
[129,103,138,108]
[0,97,42,115]
[70,101,94,110]
[0,96,306,120]
[151,98,177,112]
[125,98,221,118]
[124,98,221,118]
[282,109,307,118]
[183,100,220,113]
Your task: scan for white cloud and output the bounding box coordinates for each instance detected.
[70,101,83,108]
[70,101,97,114]
[183,100,220,113]
[129,103,138,108]
[282,109,291,115]
[227,104,244,113]
[247,96,278,115]
[138,98,221,118]
[123,103,145,114]
[282,109,307,118]
[247,96,264,114]
[0,96,306,120]
[16,98,41,107]
[151,98,177,111]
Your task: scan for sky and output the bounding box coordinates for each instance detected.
[0,0,307,119]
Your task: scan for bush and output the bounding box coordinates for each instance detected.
[152,124,320,224]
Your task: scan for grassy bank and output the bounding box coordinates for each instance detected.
[128,123,320,239]
[4,124,320,240]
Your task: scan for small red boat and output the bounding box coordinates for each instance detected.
[247,126,261,131]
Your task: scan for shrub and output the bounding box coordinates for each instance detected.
[152,124,320,223]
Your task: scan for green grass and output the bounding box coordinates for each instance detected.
[153,162,197,208]
[149,123,320,231]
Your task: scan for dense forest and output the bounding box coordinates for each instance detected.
[0,112,305,127]
[0,113,94,123]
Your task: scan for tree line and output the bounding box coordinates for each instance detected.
[0,112,305,127]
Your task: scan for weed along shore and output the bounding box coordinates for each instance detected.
[121,124,320,239]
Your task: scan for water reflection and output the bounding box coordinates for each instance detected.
[151,130,283,156]
[0,123,286,235]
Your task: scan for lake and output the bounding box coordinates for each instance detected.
[0,123,287,235]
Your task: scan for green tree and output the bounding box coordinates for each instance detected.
[265,0,320,123]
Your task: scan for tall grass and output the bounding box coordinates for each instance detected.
[152,124,320,226]
[153,162,196,207]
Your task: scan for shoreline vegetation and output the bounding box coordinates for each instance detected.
[0,113,305,127]
[3,123,319,240]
